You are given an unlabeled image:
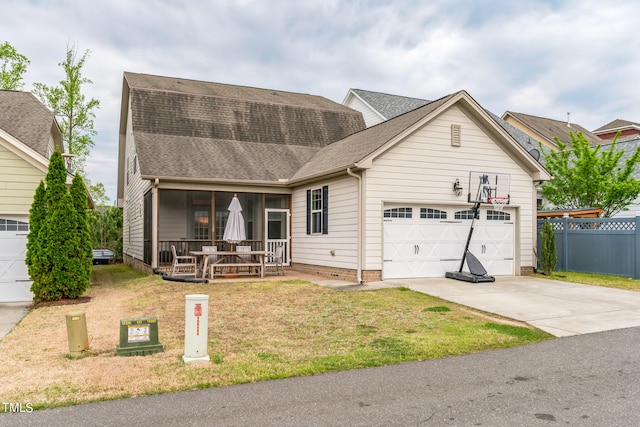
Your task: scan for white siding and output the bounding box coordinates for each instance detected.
[122,99,151,262]
[612,201,640,218]
[292,176,359,269]
[344,95,384,127]
[363,105,536,273]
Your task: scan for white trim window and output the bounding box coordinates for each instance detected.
[306,186,328,234]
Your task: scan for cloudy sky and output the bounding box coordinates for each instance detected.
[4,0,640,202]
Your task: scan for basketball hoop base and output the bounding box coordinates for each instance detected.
[445,271,495,283]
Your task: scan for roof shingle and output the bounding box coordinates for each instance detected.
[125,73,366,182]
[0,90,60,157]
[504,111,603,147]
[351,89,430,120]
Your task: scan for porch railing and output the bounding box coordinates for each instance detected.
[157,240,264,265]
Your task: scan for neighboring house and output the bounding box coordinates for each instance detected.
[342,88,430,127]
[604,136,640,217]
[0,90,65,302]
[118,73,549,282]
[502,111,603,150]
[502,112,640,217]
[593,119,640,141]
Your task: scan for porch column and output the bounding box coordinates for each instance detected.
[152,181,159,269]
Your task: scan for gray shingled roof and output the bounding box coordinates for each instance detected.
[291,93,455,182]
[605,137,640,180]
[125,73,366,182]
[486,111,546,163]
[0,90,61,157]
[504,111,603,147]
[351,89,430,120]
[594,119,640,133]
[136,132,319,182]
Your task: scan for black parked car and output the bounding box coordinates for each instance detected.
[92,249,115,265]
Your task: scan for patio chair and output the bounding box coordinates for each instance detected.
[201,246,219,279]
[236,245,256,274]
[170,245,197,277]
[272,245,284,276]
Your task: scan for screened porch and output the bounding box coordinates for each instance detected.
[143,190,291,269]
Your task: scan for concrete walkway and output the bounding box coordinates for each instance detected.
[380,276,640,337]
[0,302,30,341]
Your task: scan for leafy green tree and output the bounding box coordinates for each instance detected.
[26,181,46,285]
[89,206,123,260]
[0,41,30,90]
[88,181,109,206]
[30,151,87,301]
[33,45,99,176]
[541,132,640,217]
[70,174,93,291]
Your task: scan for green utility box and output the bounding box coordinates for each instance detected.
[116,317,164,356]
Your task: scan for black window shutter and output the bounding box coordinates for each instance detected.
[306,189,311,235]
[322,185,328,234]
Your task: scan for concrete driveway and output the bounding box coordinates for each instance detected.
[379,276,640,337]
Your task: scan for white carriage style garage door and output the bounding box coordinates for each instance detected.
[383,206,514,279]
[0,218,32,302]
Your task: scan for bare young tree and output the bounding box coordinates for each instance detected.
[33,45,100,176]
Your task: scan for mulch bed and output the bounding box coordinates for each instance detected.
[29,296,92,310]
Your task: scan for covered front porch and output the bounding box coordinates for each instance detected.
[143,189,291,270]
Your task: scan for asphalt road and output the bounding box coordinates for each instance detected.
[2,327,639,426]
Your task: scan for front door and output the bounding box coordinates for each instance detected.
[265,209,290,266]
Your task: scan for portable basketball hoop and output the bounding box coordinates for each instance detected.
[488,196,509,212]
[446,171,511,283]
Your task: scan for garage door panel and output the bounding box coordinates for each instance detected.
[383,207,514,279]
[0,220,32,302]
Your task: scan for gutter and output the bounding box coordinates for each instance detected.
[346,167,363,284]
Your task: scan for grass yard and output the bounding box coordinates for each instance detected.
[534,271,640,291]
[0,265,553,411]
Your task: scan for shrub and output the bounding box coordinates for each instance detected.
[535,220,557,276]
[30,151,91,301]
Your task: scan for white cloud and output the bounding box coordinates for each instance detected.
[3,0,640,201]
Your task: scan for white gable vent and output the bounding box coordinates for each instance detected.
[451,124,461,147]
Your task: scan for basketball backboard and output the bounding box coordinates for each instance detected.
[467,171,510,204]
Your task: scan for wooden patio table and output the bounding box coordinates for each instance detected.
[190,250,271,279]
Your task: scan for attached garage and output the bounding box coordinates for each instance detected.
[383,205,514,279]
[0,218,32,302]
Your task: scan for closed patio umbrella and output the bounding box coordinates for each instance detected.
[223,194,246,248]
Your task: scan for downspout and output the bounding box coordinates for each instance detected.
[346,167,363,284]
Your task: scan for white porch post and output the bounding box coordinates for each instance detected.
[152,179,159,269]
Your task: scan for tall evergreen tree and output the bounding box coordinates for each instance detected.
[26,181,46,285]
[31,151,86,301]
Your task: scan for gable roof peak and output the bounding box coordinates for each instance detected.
[347,88,432,120]
[593,118,640,133]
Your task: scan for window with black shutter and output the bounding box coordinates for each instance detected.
[306,185,328,234]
